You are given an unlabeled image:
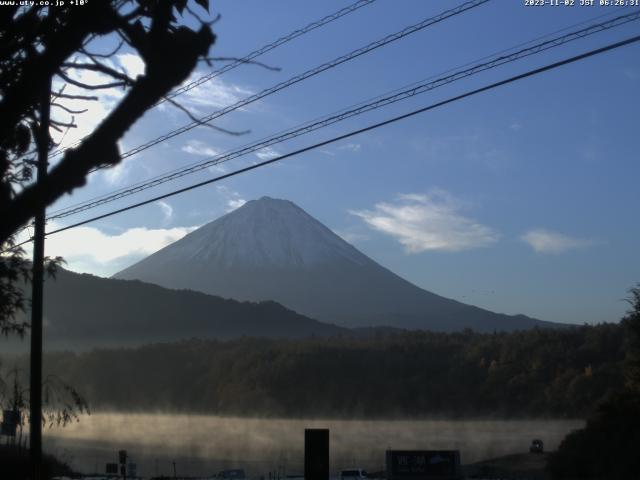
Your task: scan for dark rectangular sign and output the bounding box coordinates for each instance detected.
[105,463,118,474]
[386,450,461,480]
[305,428,329,480]
[1,410,19,437]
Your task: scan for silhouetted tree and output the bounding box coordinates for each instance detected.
[622,284,640,391]
[548,285,640,480]
[0,367,89,478]
[28,323,627,417]
[0,0,216,332]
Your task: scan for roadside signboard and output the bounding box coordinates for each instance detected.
[106,463,118,474]
[386,450,461,480]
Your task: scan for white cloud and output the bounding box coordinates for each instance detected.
[179,71,254,113]
[318,144,361,157]
[521,229,594,254]
[338,143,361,152]
[255,146,281,160]
[117,53,145,78]
[181,140,220,157]
[510,122,522,131]
[180,140,227,173]
[227,198,247,211]
[215,185,247,212]
[19,223,198,277]
[157,200,173,224]
[318,149,336,157]
[99,150,134,186]
[50,57,128,151]
[351,190,499,253]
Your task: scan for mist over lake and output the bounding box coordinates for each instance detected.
[44,413,582,477]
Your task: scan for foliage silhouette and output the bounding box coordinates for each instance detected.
[0,0,216,337]
[16,322,626,418]
[548,285,640,480]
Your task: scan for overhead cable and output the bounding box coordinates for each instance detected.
[34,34,640,243]
[46,10,640,221]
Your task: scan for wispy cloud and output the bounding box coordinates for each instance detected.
[157,200,173,224]
[181,140,220,157]
[179,72,254,113]
[227,198,247,211]
[521,229,595,254]
[100,159,130,186]
[351,190,499,253]
[255,146,281,160]
[180,140,228,173]
[338,143,361,152]
[318,143,361,157]
[318,149,336,157]
[216,185,247,212]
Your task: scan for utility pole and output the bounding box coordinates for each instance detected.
[30,76,51,480]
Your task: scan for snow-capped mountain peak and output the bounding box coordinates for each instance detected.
[115,196,553,332]
[156,196,370,269]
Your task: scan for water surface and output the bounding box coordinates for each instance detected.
[44,413,583,477]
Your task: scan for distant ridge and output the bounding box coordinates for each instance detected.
[19,267,348,350]
[115,197,559,332]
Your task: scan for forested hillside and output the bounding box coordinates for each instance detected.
[5,323,626,418]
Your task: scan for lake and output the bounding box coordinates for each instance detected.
[43,413,583,478]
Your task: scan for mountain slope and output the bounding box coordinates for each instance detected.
[33,268,348,349]
[115,197,557,332]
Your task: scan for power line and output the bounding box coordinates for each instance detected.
[47,6,632,218]
[161,0,377,103]
[45,10,640,221]
[46,0,378,159]
[35,34,640,242]
[73,0,491,169]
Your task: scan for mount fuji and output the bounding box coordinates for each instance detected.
[114,197,556,332]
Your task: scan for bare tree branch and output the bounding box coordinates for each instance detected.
[50,119,77,129]
[51,103,88,115]
[185,5,220,27]
[0,7,216,244]
[54,93,99,101]
[163,95,250,136]
[79,39,125,59]
[61,61,136,84]
[200,56,281,72]
[57,70,128,90]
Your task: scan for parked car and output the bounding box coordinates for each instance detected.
[218,469,247,480]
[341,469,368,480]
[529,439,544,453]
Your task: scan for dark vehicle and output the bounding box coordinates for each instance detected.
[218,469,247,480]
[386,450,462,480]
[530,439,544,454]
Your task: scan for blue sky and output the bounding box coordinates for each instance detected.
[30,0,640,325]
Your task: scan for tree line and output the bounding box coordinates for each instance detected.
[4,322,628,419]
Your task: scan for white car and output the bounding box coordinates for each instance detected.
[340,469,368,480]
